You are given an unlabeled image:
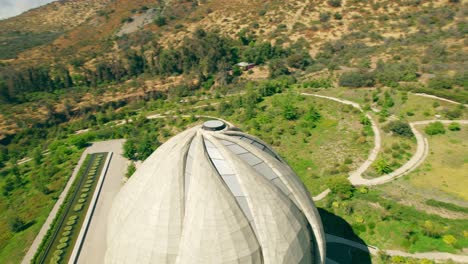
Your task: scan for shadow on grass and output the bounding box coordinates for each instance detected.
[319,208,372,264]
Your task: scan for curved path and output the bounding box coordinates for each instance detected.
[412,92,468,107]
[313,188,331,202]
[300,93,382,186]
[326,234,468,262]
[300,93,468,187]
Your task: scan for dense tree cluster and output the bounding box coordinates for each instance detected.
[0,29,310,103]
[385,121,414,138]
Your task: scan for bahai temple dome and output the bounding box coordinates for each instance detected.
[105,120,326,264]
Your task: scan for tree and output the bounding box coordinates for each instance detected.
[123,139,138,160]
[319,12,331,22]
[422,220,443,238]
[386,121,413,137]
[304,105,321,126]
[33,168,50,194]
[339,71,375,87]
[328,177,354,200]
[283,102,299,120]
[428,76,453,90]
[327,0,342,7]
[8,216,26,233]
[154,15,167,26]
[425,122,445,135]
[32,148,43,166]
[269,59,290,78]
[2,177,15,196]
[137,135,158,160]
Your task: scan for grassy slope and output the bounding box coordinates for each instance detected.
[186,92,371,195]
[0,150,82,263]
[410,124,468,200]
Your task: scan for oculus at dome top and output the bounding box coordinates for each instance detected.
[106,120,326,264]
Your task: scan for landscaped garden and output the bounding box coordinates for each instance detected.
[32,153,107,264]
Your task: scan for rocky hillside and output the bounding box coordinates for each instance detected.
[0,0,466,140]
[0,0,111,59]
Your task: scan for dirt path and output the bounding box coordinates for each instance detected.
[313,188,331,202]
[300,93,382,186]
[412,93,468,107]
[326,234,468,262]
[300,93,468,187]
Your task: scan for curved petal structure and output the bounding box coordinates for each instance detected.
[105,121,326,264]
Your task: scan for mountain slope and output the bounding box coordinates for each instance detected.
[0,0,111,59]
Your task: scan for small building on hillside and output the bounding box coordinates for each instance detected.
[236,62,255,71]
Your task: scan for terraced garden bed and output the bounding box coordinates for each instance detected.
[33,153,108,264]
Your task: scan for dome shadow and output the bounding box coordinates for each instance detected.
[318,208,372,264]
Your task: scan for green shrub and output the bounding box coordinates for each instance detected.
[283,103,299,120]
[374,61,418,86]
[319,12,331,23]
[302,78,333,88]
[428,76,453,90]
[425,199,468,213]
[448,122,461,131]
[81,188,90,193]
[443,235,457,246]
[59,237,69,243]
[445,108,462,119]
[64,226,73,231]
[424,122,445,135]
[62,231,71,237]
[78,198,86,204]
[83,184,92,188]
[386,121,414,137]
[56,243,68,250]
[53,250,64,256]
[339,71,375,87]
[374,158,392,174]
[80,193,88,199]
[50,255,61,264]
[328,177,354,200]
[154,15,167,26]
[73,204,84,212]
[66,220,76,226]
[327,0,342,7]
[68,215,78,221]
[8,216,26,233]
[86,180,94,184]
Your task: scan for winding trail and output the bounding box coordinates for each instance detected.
[412,92,468,107]
[326,234,468,262]
[300,93,382,186]
[300,92,468,187]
